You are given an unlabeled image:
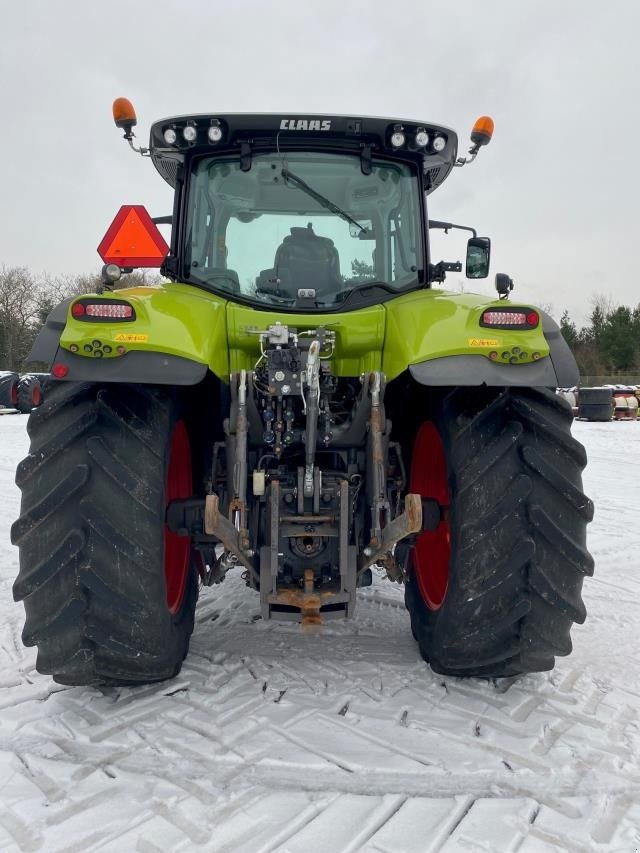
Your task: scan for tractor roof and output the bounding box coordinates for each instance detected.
[148,113,458,195]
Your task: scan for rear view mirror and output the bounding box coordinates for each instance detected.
[466,237,490,278]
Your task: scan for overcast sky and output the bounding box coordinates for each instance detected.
[1,0,638,324]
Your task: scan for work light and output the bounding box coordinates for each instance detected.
[183,125,197,143]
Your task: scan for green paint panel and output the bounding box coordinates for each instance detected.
[226,303,385,376]
[59,282,550,383]
[60,284,230,377]
[383,290,550,379]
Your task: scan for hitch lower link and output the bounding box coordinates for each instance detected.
[358,372,422,576]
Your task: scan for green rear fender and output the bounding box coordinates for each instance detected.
[383,290,550,378]
[57,284,230,378]
[382,290,574,387]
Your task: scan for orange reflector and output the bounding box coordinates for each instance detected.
[113,97,137,129]
[97,205,169,268]
[471,115,494,147]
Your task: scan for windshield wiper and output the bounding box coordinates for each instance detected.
[281,167,367,235]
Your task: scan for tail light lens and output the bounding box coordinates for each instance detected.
[480,308,539,329]
[10,382,18,405]
[86,303,133,319]
[71,300,135,322]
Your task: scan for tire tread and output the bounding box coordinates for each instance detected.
[406,386,593,677]
[12,382,198,686]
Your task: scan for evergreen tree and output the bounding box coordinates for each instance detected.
[599,305,637,371]
[560,310,578,346]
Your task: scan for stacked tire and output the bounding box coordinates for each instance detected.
[613,389,638,420]
[578,387,613,421]
[0,371,19,409]
[557,389,578,417]
[16,375,44,414]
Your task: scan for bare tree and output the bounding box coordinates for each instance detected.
[0,265,167,372]
[50,268,165,300]
[0,266,48,371]
[589,292,616,317]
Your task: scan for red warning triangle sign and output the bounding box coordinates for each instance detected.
[97,205,169,268]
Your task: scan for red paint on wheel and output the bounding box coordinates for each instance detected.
[164,421,192,614]
[410,421,451,610]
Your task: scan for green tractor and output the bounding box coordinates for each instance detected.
[11,102,594,686]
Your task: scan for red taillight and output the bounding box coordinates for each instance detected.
[483,311,527,325]
[52,364,69,378]
[71,300,135,321]
[481,309,539,329]
[10,382,18,405]
[85,303,133,319]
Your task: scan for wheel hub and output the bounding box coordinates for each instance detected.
[410,421,451,610]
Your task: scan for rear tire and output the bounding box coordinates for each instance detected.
[405,387,594,677]
[11,382,198,686]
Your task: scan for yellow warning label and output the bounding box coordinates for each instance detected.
[114,333,149,343]
[468,338,499,347]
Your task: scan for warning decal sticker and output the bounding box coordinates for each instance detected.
[468,338,499,347]
[114,333,149,343]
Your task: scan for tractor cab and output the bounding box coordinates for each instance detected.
[112,104,494,310]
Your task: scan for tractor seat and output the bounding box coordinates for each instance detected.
[272,224,342,297]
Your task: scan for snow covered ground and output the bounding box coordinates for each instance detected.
[0,415,638,852]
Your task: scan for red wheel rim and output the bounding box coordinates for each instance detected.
[32,385,42,407]
[410,421,451,610]
[164,421,192,614]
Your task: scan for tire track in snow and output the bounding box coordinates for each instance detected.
[0,418,639,850]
